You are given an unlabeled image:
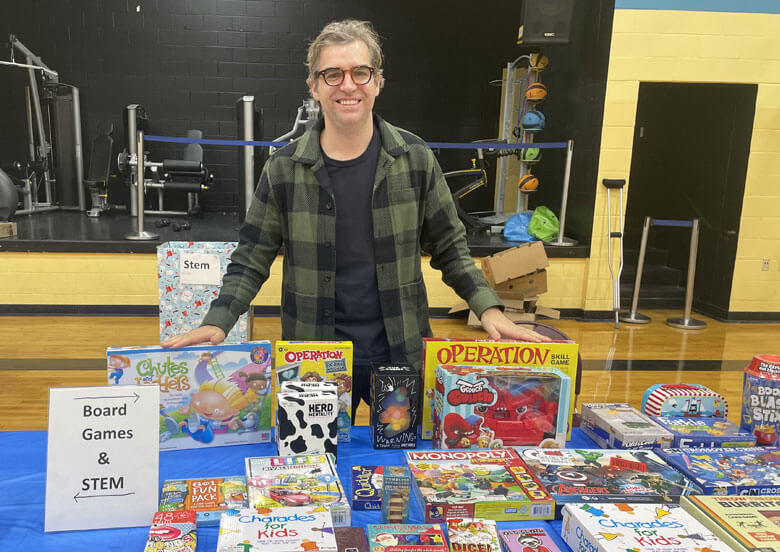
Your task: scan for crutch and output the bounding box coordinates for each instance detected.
[602,179,626,329]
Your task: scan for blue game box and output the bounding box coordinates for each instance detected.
[651,416,757,448]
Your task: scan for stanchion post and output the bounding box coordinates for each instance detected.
[124,130,159,241]
[240,95,254,215]
[620,215,652,324]
[666,218,705,329]
[547,139,578,247]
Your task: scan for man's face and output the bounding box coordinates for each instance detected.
[309,40,381,131]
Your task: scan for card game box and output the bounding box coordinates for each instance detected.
[405,448,554,523]
[245,453,350,526]
[367,524,449,552]
[433,364,570,449]
[657,447,780,496]
[498,527,562,552]
[741,354,780,446]
[681,495,780,552]
[276,390,338,457]
[370,364,420,449]
[515,448,701,510]
[651,416,757,448]
[641,383,728,417]
[107,342,272,450]
[274,341,354,441]
[421,339,579,440]
[217,506,337,552]
[351,465,383,511]
[446,518,501,552]
[381,466,412,524]
[580,403,674,449]
[144,510,197,552]
[561,503,732,552]
[335,526,370,552]
[158,475,247,526]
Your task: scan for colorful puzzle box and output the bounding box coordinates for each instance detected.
[421,339,579,440]
[367,523,449,552]
[107,342,272,450]
[158,475,247,526]
[651,416,756,448]
[580,403,674,449]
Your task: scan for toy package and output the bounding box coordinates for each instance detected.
[217,506,337,552]
[274,341,354,441]
[351,465,383,511]
[144,510,197,552]
[404,448,554,523]
[158,241,251,343]
[107,342,272,450]
[433,365,570,449]
[580,403,674,449]
[370,364,420,449]
[335,526,370,552]
[446,518,501,552]
[276,390,338,457]
[681,495,780,552]
[158,475,247,525]
[381,466,412,524]
[741,354,780,446]
[498,527,561,552]
[516,448,701,510]
[245,453,350,526]
[641,383,728,417]
[561,503,732,552]
[651,416,757,448]
[657,447,780,496]
[367,524,449,552]
[421,339,579,440]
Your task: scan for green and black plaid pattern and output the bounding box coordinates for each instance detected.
[203,115,501,372]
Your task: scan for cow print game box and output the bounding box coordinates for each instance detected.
[276,390,338,458]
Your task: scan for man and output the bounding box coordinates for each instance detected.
[162,19,548,416]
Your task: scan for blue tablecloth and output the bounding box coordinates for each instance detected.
[0,428,598,551]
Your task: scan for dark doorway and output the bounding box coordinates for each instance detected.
[623,82,757,319]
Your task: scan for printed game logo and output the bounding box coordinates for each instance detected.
[190,479,220,508]
[749,386,780,423]
[134,356,190,392]
[447,378,495,406]
[408,449,513,461]
[283,350,344,363]
[435,343,552,366]
[554,484,609,495]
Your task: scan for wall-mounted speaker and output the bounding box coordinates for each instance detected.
[519,0,575,45]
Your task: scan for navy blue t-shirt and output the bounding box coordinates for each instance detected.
[323,124,390,365]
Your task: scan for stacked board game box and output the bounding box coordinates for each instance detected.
[580,403,673,449]
[245,453,350,526]
[681,495,780,552]
[658,447,780,495]
[561,503,733,552]
[498,527,561,552]
[158,475,247,525]
[216,506,337,552]
[651,416,757,448]
[446,518,501,552]
[515,448,701,511]
[404,448,554,523]
[367,523,449,552]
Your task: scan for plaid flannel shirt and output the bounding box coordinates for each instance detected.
[203,115,501,372]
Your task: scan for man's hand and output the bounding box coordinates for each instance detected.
[480,306,551,342]
[161,325,227,349]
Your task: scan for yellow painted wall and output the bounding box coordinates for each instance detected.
[589,9,780,312]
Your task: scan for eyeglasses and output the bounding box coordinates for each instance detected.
[316,65,375,86]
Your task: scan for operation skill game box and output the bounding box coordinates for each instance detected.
[107,342,272,450]
[404,448,554,523]
[421,339,579,440]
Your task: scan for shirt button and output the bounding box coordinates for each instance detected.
[324,275,331,282]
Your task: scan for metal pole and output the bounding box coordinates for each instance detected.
[240,96,255,214]
[25,86,35,162]
[666,218,706,329]
[127,105,139,216]
[125,130,159,241]
[495,61,516,218]
[620,215,652,323]
[71,86,85,211]
[26,60,53,203]
[547,139,578,246]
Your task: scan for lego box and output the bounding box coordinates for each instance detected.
[421,339,579,440]
[370,364,420,449]
[274,341,353,441]
[107,342,272,450]
[157,241,251,343]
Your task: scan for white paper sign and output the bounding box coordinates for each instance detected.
[45,385,160,532]
[179,252,221,285]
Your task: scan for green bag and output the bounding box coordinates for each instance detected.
[528,206,560,241]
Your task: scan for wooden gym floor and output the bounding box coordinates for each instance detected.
[1,310,778,431]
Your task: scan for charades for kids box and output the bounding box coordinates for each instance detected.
[421,339,579,440]
[274,341,353,441]
[107,342,272,450]
[157,241,251,343]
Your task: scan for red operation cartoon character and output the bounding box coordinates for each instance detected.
[443,413,483,448]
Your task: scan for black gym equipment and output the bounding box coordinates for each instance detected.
[0,168,18,221]
[84,124,114,217]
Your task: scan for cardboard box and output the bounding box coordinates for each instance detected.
[0,221,17,238]
[481,242,548,287]
[491,270,547,299]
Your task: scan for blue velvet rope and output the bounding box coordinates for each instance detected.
[651,219,694,228]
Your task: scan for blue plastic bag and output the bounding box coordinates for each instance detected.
[503,211,538,242]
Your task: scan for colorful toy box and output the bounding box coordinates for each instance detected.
[651,416,756,448]
[367,524,449,552]
[158,476,247,526]
[351,465,383,511]
[370,364,420,449]
[447,518,501,552]
[276,390,338,457]
[498,527,562,552]
[107,342,272,450]
[157,241,251,343]
[274,341,353,441]
[381,466,412,524]
[433,364,570,449]
[580,403,674,449]
[641,383,728,417]
[144,510,196,552]
[217,506,337,552]
[741,354,780,446]
[421,339,579,440]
